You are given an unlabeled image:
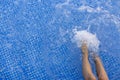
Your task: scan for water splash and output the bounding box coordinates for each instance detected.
[72,29,100,53]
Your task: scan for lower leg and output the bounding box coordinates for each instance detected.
[93,54,109,80]
[81,43,96,80]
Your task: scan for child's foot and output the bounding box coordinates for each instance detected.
[81,42,88,56]
[91,53,100,62]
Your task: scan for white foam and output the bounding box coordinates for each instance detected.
[78,5,108,13]
[72,29,100,52]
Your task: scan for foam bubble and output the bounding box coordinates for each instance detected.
[72,29,100,52]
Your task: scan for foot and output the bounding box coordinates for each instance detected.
[91,53,100,62]
[81,42,88,56]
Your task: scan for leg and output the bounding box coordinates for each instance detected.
[93,54,109,80]
[81,43,96,80]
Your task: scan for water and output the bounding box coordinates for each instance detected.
[0,0,120,80]
[72,29,100,53]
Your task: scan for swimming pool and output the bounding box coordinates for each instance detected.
[0,0,120,80]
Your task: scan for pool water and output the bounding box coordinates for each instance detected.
[0,0,120,80]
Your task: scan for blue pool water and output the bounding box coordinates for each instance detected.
[0,0,120,80]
